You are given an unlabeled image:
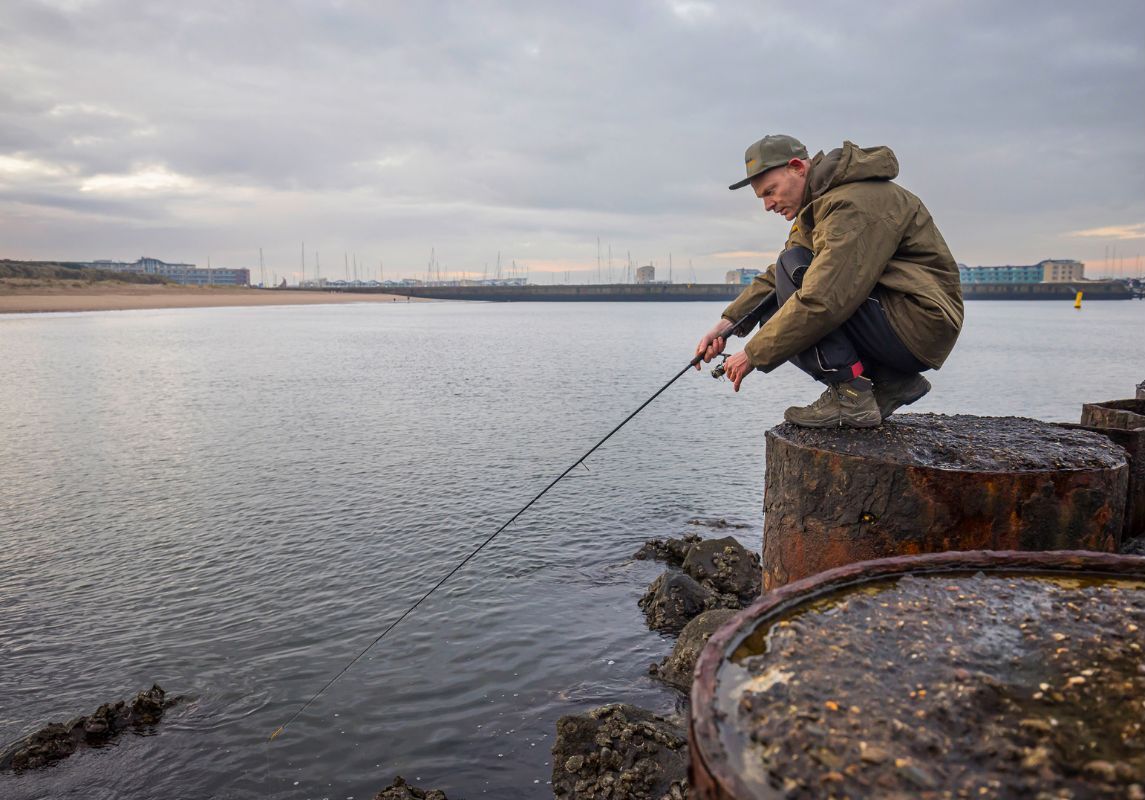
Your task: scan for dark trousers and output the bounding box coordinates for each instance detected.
[773,247,928,384]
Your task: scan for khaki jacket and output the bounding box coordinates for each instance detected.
[722,142,963,371]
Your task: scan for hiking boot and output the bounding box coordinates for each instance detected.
[783,383,882,429]
[873,374,931,419]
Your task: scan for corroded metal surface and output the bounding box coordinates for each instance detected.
[761,414,1129,589]
[689,550,1145,800]
[1082,399,1145,431]
[1079,399,1145,542]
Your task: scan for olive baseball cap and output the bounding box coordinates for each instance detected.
[729,134,809,190]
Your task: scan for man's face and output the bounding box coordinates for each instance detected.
[749,160,808,221]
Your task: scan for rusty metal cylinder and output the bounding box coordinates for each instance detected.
[689,550,1145,799]
[1083,398,1145,431]
[761,414,1128,590]
[1078,399,1145,543]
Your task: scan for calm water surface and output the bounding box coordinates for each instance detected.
[0,299,1142,799]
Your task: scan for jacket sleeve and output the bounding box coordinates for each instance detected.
[720,263,777,336]
[743,197,904,370]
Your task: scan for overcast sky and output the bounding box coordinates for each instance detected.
[1,0,1142,283]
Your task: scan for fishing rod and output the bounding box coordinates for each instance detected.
[269,293,775,741]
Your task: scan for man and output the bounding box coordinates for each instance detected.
[695,134,963,428]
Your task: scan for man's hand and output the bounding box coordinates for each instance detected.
[723,351,754,392]
[694,320,735,369]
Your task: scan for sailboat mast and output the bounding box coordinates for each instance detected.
[597,237,601,284]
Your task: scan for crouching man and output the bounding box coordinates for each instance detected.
[696,134,964,428]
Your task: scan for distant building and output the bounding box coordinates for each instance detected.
[88,257,249,286]
[635,265,655,284]
[958,264,1044,284]
[725,268,762,285]
[1039,259,1085,283]
[958,259,1085,285]
[470,277,527,287]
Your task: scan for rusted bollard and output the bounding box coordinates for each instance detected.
[761,414,1128,589]
[1078,398,1145,542]
[690,550,1145,799]
[1083,398,1145,431]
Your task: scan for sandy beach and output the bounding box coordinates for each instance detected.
[0,284,420,314]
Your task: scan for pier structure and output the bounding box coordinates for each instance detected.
[322,280,1134,302]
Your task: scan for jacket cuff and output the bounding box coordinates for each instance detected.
[743,333,778,371]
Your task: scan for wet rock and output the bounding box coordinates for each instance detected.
[0,685,180,771]
[1123,536,1145,556]
[1081,760,1118,783]
[681,537,761,605]
[638,533,760,633]
[552,703,689,800]
[129,684,171,725]
[633,534,701,566]
[650,609,738,691]
[686,517,749,530]
[373,775,448,800]
[638,571,720,634]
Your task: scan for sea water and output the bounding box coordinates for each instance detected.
[0,299,1141,798]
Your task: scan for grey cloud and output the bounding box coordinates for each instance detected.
[0,0,1142,278]
[0,188,168,220]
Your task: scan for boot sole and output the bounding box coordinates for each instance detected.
[783,412,883,429]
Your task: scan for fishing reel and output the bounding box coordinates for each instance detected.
[710,353,730,380]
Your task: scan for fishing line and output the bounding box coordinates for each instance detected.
[269,296,773,740]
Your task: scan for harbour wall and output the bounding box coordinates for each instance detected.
[959,281,1133,300]
[341,283,745,302]
[323,281,1134,302]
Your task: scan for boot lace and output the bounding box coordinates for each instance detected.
[808,386,841,410]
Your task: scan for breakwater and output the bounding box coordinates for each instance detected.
[960,281,1133,300]
[318,280,1134,302]
[337,283,745,301]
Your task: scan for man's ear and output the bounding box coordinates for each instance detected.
[788,158,807,176]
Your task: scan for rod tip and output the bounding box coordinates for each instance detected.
[269,726,285,741]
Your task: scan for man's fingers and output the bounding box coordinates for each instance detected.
[726,356,751,392]
[695,336,714,367]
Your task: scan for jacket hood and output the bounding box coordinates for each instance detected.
[807,141,899,201]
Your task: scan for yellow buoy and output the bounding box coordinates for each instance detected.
[1074,291,1083,309]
